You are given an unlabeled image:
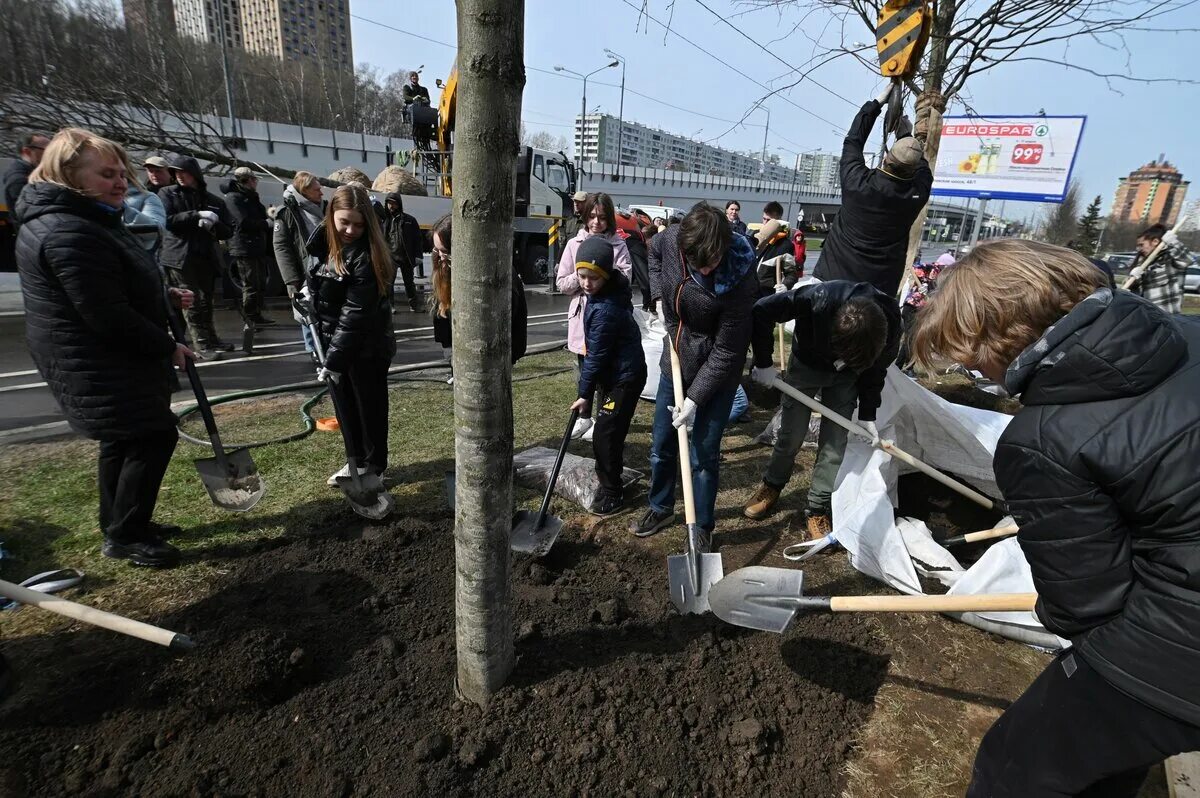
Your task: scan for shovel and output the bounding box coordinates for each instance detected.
[665,342,724,614]
[295,298,394,520]
[944,523,1018,547]
[510,408,579,556]
[168,310,265,512]
[709,565,1036,634]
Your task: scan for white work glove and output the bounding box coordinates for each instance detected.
[669,397,698,430]
[198,217,214,231]
[751,365,779,388]
[861,421,892,449]
[774,282,788,294]
[1163,229,1180,247]
[197,210,218,223]
[316,367,341,385]
[876,86,892,105]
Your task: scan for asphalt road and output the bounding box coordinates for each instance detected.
[0,285,572,435]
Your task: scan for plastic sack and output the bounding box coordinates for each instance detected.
[514,447,645,512]
[753,408,821,449]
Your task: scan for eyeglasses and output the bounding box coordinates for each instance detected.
[434,249,452,265]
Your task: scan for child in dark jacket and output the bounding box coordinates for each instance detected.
[570,237,647,515]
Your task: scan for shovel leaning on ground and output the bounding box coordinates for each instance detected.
[0,578,195,651]
[770,377,995,510]
[510,408,579,557]
[665,342,724,614]
[167,311,265,512]
[709,565,1036,634]
[295,298,395,521]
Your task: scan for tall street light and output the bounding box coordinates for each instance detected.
[779,146,823,226]
[555,59,620,183]
[604,49,626,176]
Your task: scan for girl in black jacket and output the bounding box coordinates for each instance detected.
[913,239,1200,797]
[16,128,195,568]
[307,185,396,484]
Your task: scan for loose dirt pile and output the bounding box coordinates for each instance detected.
[0,512,888,797]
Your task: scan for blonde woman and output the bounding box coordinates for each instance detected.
[912,239,1200,797]
[15,128,194,567]
[305,184,397,484]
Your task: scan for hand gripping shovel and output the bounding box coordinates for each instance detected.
[666,342,723,614]
[709,565,1036,634]
[294,298,394,520]
[168,310,265,512]
[510,408,579,556]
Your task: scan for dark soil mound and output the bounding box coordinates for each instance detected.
[0,514,888,797]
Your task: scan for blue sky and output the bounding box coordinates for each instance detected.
[350,0,1199,223]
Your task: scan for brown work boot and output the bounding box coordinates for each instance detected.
[744,482,781,520]
[805,510,832,540]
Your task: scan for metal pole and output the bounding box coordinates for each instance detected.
[579,76,587,185]
[760,106,770,172]
[617,60,625,174]
[214,0,238,138]
[968,197,988,250]
[786,152,799,224]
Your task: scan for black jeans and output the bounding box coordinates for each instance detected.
[969,650,1200,797]
[332,358,390,474]
[395,257,418,304]
[167,260,219,347]
[97,428,179,544]
[592,377,645,497]
[235,255,271,316]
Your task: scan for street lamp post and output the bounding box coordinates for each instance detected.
[779,147,823,226]
[604,49,626,176]
[555,59,619,185]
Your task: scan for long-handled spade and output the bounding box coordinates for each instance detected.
[710,565,1036,634]
[510,408,579,557]
[666,342,724,614]
[167,311,265,512]
[944,523,1018,548]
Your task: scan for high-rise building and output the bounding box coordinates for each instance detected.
[798,151,841,193]
[123,0,176,35]
[1111,157,1189,227]
[574,113,803,183]
[173,0,243,48]
[240,0,353,72]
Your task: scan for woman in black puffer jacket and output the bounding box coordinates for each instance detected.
[16,128,194,568]
[306,184,396,484]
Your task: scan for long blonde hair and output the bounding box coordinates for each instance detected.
[910,239,1106,374]
[29,127,143,195]
[323,184,394,295]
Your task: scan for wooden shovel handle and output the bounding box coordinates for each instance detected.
[775,258,787,373]
[668,342,698,526]
[0,578,195,651]
[948,524,1019,546]
[829,592,1036,613]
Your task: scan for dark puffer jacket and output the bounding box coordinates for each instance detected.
[431,264,529,365]
[578,271,646,400]
[306,235,396,372]
[158,158,232,269]
[814,101,932,296]
[15,183,178,439]
[382,192,422,272]
[649,224,757,406]
[221,179,272,258]
[750,280,901,421]
[996,289,1200,726]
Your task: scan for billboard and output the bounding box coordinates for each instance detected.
[931,115,1086,203]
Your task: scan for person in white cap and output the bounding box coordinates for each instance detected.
[561,190,588,243]
[813,88,932,297]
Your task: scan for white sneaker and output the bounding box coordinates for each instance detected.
[327,464,369,486]
[570,417,594,440]
[581,422,596,442]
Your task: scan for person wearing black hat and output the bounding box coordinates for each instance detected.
[570,237,647,515]
[159,156,234,357]
[814,88,933,297]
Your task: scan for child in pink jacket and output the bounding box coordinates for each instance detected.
[555,191,632,439]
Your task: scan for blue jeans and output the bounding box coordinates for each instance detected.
[727,384,749,425]
[300,321,315,353]
[648,373,737,533]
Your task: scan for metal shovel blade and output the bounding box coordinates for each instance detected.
[709,566,807,634]
[194,448,265,512]
[667,524,724,615]
[511,509,564,558]
[335,472,394,520]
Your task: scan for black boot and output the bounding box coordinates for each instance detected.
[102,537,181,568]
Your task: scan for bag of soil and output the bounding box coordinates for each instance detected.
[514,447,644,512]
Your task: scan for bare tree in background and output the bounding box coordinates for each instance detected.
[745,0,1198,262]
[522,126,568,152]
[1040,182,1082,246]
[452,0,524,708]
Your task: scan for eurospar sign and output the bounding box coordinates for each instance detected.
[931,115,1086,203]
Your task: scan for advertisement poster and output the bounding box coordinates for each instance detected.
[931,115,1086,203]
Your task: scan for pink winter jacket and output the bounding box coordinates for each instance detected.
[555,229,632,354]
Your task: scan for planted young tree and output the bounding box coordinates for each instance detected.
[451,0,525,708]
[1077,195,1104,256]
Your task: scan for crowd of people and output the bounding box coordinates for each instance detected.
[7,82,1200,795]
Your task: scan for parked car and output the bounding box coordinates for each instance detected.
[1185,264,1200,294]
[1106,252,1136,275]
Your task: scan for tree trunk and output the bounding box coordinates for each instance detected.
[451,0,525,708]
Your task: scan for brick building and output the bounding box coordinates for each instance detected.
[1111,157,1189,227]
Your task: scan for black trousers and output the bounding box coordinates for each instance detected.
[235,255,271,316]
[167,260,219,347]
[332,358,390,474]
[969,650,1200,797]
[97,428,179,544]
[395,257,418,304]
[592,377,645,497]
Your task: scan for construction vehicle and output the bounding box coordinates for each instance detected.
[398,64,577,283]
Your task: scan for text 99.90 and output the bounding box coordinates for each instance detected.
[1011,144,1044,165]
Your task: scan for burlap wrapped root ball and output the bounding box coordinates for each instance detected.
[371,165,427,196]
[328,166,371,187]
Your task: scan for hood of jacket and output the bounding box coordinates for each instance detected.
[1005,288,1188,405]
[384,191,405,215]
[707,232,756,296]
[15,182,123,228]
[169,156,206,189]
[284,184,323,218]
[220,178,258,199]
